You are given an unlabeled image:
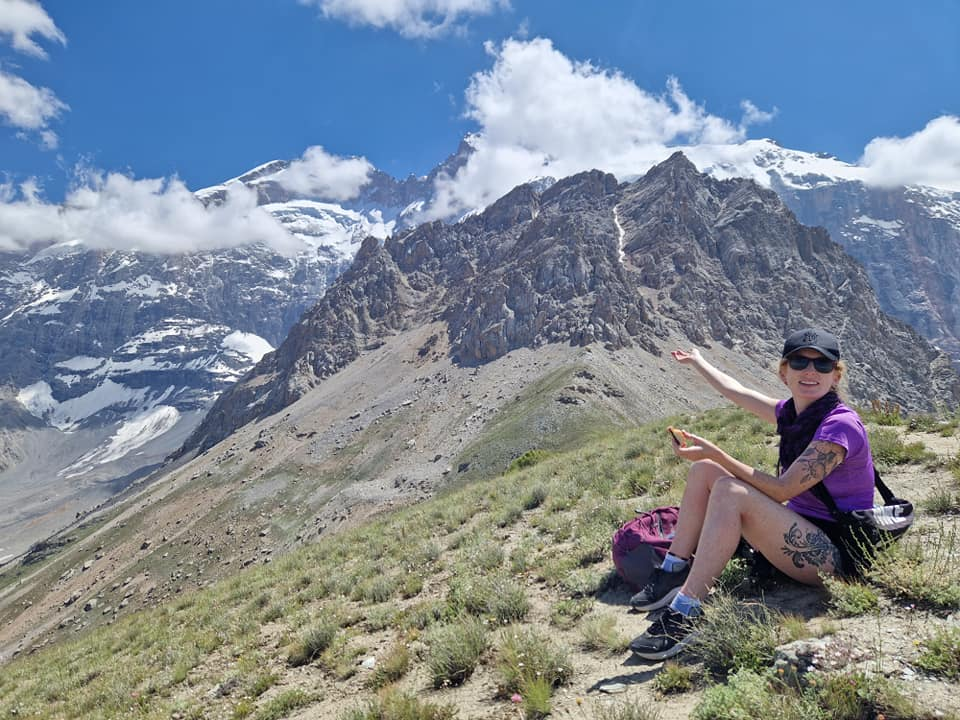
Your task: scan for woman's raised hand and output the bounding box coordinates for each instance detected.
[671,349,702,365]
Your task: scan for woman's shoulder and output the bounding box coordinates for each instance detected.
[818,403,869,448]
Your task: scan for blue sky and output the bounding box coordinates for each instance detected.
[0,0,958,252]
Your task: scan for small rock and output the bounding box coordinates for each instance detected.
[598,683,627,694]
[361,656,377,670]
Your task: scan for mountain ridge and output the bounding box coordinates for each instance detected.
[179,152,960,458]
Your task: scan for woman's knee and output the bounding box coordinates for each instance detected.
[687,460,735,492]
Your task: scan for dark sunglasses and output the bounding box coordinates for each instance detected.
[787,355,837,373]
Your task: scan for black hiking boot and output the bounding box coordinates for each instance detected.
[629,566,689,611]
[629,607,700,661]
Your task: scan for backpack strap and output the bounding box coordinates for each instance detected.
[808,467,891,522]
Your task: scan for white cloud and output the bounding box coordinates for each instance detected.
[0,68,67,129]
[273,145,374,200]
[740,100,777,130]
[0,1,66,144]
[858,116,960,191]
[0,171,301,254]
[300,0,508,38]
[0,0,65,58]
[423,38,773,219]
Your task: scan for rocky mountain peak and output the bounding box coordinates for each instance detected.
[179,155,960,457]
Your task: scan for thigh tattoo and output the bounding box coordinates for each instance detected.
[781,522,842,570]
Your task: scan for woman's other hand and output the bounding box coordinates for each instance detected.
[671,431,719,463]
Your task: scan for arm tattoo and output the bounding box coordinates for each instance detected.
[794,445,841,486]
[781,522,843,570]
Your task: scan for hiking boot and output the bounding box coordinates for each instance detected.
[629,607,700,661]
[629,566,689,611]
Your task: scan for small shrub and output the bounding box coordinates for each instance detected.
[519,676,553,719]
[366,604,399,631]
[355,575,399,604]
[342,689,458,720]
[247,672,278,698]
[402,599,448,630]
[592,702,662,720]
[812,670,919,720]
[508,449,551,473]
[692,668,816,720]
[426,618,489,688]
[866,399,904,426]
[558,568,617,597]
[522,484,549,510]
[287,621,337,667]
[867,525,960,609]
[578,612,629,654]
[495,505,523,528]
[254,689,314,720]
[509,539,535,574]
[822,576,880,617]
[949,453,960,483]
[653,661,695,695]
[690,595,782,677]
[260,602,286,623]
[776,614,811,643]
[869,427,935,465]
[916,627,960,680]
[550,597,593,628]
[321,635,366,680]
[471,541,505,570]
[921,485,960,515]
[367,642,411,689]
[400,574,424,599]
[447,575,530,624]
[496,627,573,696]
[907,413,958,435]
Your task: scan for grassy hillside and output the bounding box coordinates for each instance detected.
[1,407,959,720]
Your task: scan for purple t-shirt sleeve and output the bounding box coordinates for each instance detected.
[782,405,876,520]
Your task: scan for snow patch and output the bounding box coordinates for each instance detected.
[17,381,57,417]
[20,379,151,430]
[853,215,903,234]
[56,356,105,371]
[222,331,273,363]
[60,405,182,477]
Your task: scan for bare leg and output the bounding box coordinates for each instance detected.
[682,476,843,600]
[668,460,729,559]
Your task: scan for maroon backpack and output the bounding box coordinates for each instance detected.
[611,506,679,589]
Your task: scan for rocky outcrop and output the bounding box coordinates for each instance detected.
[180,153,960,456]
[775,179,960,365]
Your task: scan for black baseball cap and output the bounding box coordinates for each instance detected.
[781,328,840,361]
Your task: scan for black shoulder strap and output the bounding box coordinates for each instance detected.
[808,467,893,522]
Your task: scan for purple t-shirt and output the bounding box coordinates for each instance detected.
[776,399,876,521]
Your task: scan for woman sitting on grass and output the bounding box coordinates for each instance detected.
[629,328,876,661]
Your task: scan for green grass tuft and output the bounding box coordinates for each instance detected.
[916,627,960,680]
[426,617,489,688]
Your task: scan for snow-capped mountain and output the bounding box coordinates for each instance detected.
[683,139,960,364]
[2,134,959,562]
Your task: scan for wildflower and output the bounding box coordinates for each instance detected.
[510,693,522,704]
[576,697,583,706]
